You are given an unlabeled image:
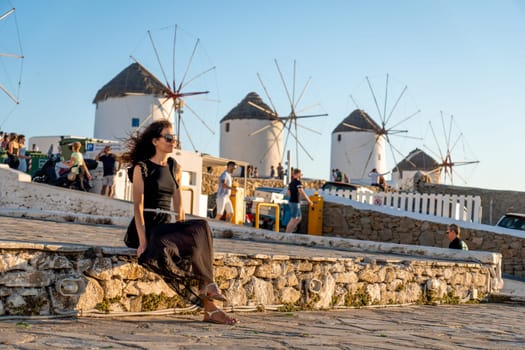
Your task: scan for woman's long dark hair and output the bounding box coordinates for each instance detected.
[120,119,173,166]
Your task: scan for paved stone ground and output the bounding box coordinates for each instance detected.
[0,304,524,349]
[1,215,524,349]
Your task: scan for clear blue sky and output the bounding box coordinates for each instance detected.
[1,0,524,191]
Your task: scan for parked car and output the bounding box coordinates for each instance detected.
[321,181,360,192]
[321,181,376,193]
[496,213,525,231]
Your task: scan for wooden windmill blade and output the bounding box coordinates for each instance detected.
[255,121,288,163]
[360,134,384,179]
[250,59,327,169]
[424,112,480,185]
[280,113,328,120]
[0,6,23,106]
[246,100,282,138]
[343,74,423,183]
[130,26,217,151]
[247,101,278,118]
[257,72,279,114]
[296,122,323,136]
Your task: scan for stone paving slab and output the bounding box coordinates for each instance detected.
[0,304,524,349]
[0,215,440,263]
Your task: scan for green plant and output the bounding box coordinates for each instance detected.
[277,303,297,312]
[95,299,111,313]
[344,287,370,307]
[443,291,460,305]
[10,296,46,316]
[141,293,185,311]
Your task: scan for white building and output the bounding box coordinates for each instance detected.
[92,62,175,141]
[391,148,441,190]
[330,109,387,183]
[220,92,282,178]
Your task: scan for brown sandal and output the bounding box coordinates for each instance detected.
[203,309,238,325]
[199,283,227,302]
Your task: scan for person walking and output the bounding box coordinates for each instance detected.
[285,168,313,233]
[96,145,118,197]
[446,224,469,250]
[277,162,284,180]
[121,120,237,325]
[215,161,236,222]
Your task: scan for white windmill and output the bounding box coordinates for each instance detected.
[423,111,480,185]
[93,26,217,151]
[219,92,282,178]
[247,60,327,175]
[331,74,421,184]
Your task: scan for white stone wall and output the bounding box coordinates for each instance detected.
[0,165,132,225]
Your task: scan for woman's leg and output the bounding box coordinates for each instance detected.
[202,298,238,325]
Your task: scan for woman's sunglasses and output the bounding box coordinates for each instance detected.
[161,134,177,143]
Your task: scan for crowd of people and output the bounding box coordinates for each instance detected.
[1,130,119,197]
[243,162,287,179]
[331,168,350,184]
[1,131,32,172]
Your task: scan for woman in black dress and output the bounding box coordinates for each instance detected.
[121,119,237,325]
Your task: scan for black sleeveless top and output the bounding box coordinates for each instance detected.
[141,159,179,228]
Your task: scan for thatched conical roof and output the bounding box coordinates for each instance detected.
[393,148,439,173]
[93,63,169,104]
[220,92,277,122]
[332,109,381,133]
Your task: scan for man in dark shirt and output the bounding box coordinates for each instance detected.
[96,145,117,197]
[285,168,313,233]
[447,223,469,250]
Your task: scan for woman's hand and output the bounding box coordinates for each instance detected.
[137,243,147,257]
[178,208,185,222]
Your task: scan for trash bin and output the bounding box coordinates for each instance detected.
[0,150,6,165]
[307,192,324,235]
[28,152,48,176]
[229,184,245,225]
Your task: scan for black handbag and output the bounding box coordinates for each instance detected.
[124,218,139,248]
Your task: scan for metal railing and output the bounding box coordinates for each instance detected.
[255,202,280,232]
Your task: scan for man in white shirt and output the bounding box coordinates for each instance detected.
[215,161,236,222]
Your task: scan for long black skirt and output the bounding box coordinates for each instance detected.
[138,219,215,304]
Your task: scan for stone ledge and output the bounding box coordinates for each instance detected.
[0,231,503,316]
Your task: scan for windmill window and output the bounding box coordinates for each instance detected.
[225,122,230,132]
[337,134,341,142]
[378,154,381,160]
[131,118,140,127]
